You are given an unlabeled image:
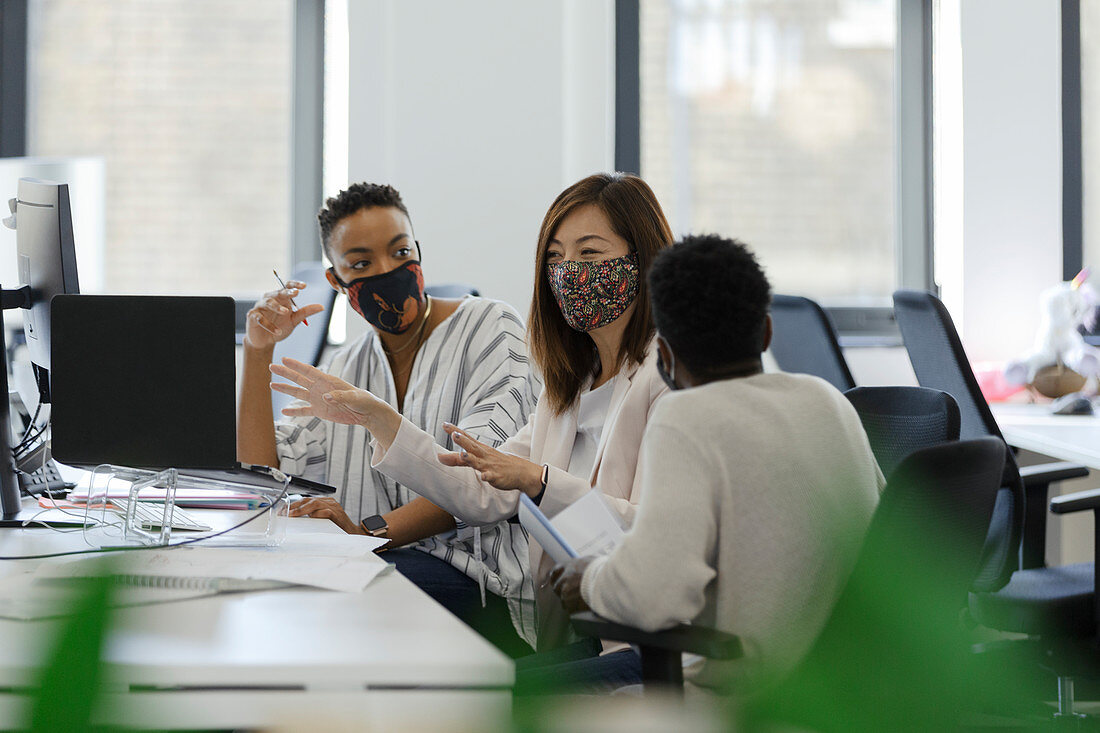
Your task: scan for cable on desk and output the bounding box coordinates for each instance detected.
[0,481,291,561]
[13,403,41,453]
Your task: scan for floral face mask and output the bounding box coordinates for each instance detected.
[547,252,639,332]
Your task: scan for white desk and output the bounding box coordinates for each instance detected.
[991,403,1100,470]
[0,506,513,730]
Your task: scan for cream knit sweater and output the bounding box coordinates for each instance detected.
[580,373,884,694]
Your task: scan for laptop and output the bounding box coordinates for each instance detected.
[48,295,333,496]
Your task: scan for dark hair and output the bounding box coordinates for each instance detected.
[648,234,772,374]
[317,183,411,256]
[529,173,673,414]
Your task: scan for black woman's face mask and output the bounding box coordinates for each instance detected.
[329,261,426,334]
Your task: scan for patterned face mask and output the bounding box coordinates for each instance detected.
[547,252,640,332]
[329,260,426,334]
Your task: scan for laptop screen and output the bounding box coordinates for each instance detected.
[49,295,237,470]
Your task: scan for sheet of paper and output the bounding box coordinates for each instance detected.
[518,494,576,565]
[550,489,625,557]
[41,537,392,594]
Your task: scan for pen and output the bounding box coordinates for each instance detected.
[273,269,308,326]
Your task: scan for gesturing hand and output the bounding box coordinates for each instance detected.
[289,497,364,535]
[269,357,385,426]
[548,556,595,614]
[244,281,326,351]
[437,423,544,496]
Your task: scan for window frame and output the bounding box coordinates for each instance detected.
[0,0,28,157]
[1064,0,1083,281]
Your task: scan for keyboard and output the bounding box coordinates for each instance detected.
[109,498,213,532]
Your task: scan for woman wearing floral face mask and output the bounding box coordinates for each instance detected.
[238,183,539,658]
[270,173,673,686]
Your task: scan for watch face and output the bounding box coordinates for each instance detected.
[362,515,387,533]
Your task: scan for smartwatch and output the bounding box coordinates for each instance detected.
[361,514,389,538]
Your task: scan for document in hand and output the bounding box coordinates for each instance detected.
[518,490,625,565]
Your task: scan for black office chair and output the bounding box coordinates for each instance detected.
[892,290,1088,578]
[425,283,479,298]
[844,386,960,478]
[769,294,856,391]
[748,437,1008,730]
[893,290,1100,722]
[572,438,1006,712]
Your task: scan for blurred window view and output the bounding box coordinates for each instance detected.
[640,0,896,302]
[24,0,294,296]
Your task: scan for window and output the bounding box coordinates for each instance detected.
[639,0,898,303]
[24,0,295,296]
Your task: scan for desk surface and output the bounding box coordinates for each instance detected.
[0,506,513,729]
[992,403,1100,470]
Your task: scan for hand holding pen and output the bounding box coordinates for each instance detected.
[242,271,327,351]
[272,270,308,326]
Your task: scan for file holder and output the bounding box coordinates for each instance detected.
[82,465,289,547]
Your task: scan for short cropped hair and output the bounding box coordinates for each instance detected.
[317,183,411,256]
[648,234,772,375]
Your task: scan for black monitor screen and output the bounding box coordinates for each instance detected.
[49,295,236,469]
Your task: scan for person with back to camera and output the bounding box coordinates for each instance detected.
[547,234,886,695]
[237,183,539,656]
[268,172,672,685]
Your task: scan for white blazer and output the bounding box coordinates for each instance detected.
[372,340,668,649]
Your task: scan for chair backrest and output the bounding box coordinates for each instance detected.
[892,289,1023,591]
[271,262,337,413]
[751,437,1007,729]
[769,295,856,392]
[891,290,1003,442]
[844,386,960,478]
[424,283,480,298]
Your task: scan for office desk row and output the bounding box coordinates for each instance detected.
[0,501,513,731]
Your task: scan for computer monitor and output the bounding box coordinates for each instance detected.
[14,178,80,404]
[0,178,80,520]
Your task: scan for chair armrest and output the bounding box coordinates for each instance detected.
[570,611,743,660]
[1050,486,1100,515]
[1019,462,1090,487]
[1018,462,1090,569]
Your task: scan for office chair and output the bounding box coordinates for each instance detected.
[769,294,856,391]
[424,283,480,298]
[270,262,338,413]
[572,438,1006,709]
[749,437,1008,730]
[892,290,1088,578]
[844,386,960,478]
[893,290,1100,722]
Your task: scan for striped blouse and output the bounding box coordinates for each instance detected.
[274,297,540,646]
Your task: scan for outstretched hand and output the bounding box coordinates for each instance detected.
[269,358,403,449]
[437,423,543,496]
[270,358,383,425]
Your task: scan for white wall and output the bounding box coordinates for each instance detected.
[344,0,615,328]
[945,0,1063,363]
